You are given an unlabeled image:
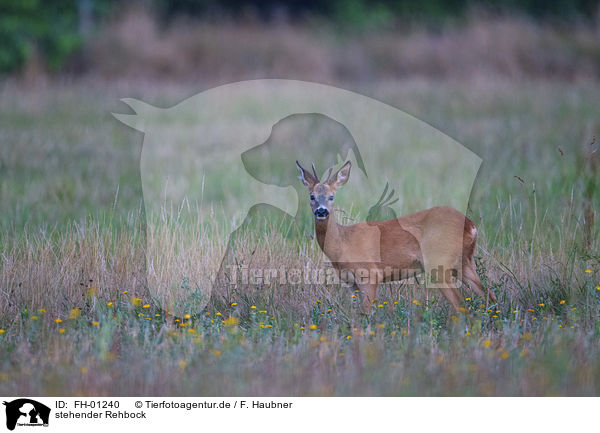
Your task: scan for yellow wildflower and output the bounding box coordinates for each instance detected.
[131,297,142,306]
[223,317,239,326]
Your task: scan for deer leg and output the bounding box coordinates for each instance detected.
[358,282,378,313]
[451,286,464,305]
[423,254,462,312]
[463,261,496,303]
[438,285,460,312]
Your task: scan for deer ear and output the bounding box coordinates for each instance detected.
[296,161,317,188]
[329,161,351,189]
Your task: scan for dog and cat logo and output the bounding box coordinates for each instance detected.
[2,399,50,430]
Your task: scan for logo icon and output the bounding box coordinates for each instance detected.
[114,79,482,314]
[3,399,50,431]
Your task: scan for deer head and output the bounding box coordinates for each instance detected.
[296,161,351,220]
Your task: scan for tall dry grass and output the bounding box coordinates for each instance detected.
[1,42,599,393]
[84,7,600,84]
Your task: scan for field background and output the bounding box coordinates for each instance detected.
[1,1,600,395]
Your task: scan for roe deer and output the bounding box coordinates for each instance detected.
[296,160,497,312]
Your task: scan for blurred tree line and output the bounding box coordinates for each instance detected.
[157,0,597,22]
[0,0,598,74]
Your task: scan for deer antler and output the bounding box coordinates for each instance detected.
[326,164,334,183]
[311,163,320,182]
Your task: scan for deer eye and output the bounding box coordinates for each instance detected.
[329,195,334,201]
[310,194,315,201]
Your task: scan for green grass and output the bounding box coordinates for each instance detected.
[0,78,599,395]
[2,296,600,395]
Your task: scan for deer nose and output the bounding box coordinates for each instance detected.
[314,207,329,218]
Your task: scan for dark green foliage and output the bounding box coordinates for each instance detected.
[0,0,82,73]
[1,0,598,74]
[155,0,598,23]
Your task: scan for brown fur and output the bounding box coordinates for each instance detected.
[297,160,497,312]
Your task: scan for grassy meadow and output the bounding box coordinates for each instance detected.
[0,72,599,395]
